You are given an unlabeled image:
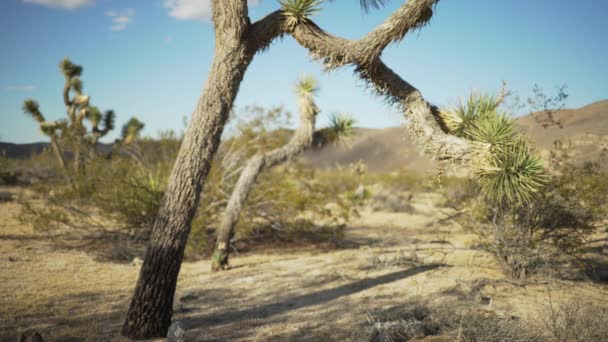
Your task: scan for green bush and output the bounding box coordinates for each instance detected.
[457,155,608,278]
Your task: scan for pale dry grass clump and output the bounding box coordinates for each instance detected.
[365,299,539,342]
[540,297,608,342]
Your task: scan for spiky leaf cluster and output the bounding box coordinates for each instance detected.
[86,106,103,127]
[279,0,324,28]
[60,58,83,79]
[295,75,319,118]
[476,139,546,206]
[121,117,145,143]
[440,92,502,139]
[440,91,546,206]
[70,77,83,94]
[103,110,116,132]
[328,113,355,143]
[22,99,44,123]
[359,0,390,12]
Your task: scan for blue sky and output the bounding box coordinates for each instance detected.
[1,0,607,143]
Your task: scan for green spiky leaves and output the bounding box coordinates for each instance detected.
[476,139,546,206]
[59,58,83,79]
[103,110,116,132]
[22,99,45,123]
[295,74,319,96]
[440,92,503,139]
[121,117,145,144]
[359,0,390,12]
[295,75,320,118]
[313,113,355,147]
[328,113,355,143]
[71,77,83,94]
[441,90,546,207]
[279,0,324,28]
[86,106,102,127]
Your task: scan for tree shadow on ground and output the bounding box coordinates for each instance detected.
[0,290,128,342]
[181,264,445,340]
[0,230,147,264]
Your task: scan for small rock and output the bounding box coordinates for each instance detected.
[0,191,13,202]
[20,329,44,342]
[166,321,186,342]
[354,184,367,199]
[130,257,143,267]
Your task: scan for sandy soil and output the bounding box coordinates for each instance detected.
[1,186,607,341]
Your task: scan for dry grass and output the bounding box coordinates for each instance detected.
[2,185,608,341]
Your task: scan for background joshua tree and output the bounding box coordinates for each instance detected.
[211,75,353,271]
[123,0,546,338]
[21,99,73,187]
[22,58,113,181]
[22,58,145,186]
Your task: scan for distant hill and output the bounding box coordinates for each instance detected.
[0,142,48,159]
[2,100,606,172]
[514,100,608,162]
[301,127,435,173]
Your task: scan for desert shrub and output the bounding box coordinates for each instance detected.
[187,161,355,258]
[456,149,608,278]
[367,187,415,213]
[540,297,608,342]
[364,300,537,342]
[0,149,64,185]
[16,133,180,240]
[16,105,355,258]
[184,106,357,258]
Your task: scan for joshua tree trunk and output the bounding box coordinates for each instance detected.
[123,0,483,338]
[121,2,278,338]
[212,153,265,270]
[49,137,74,189]
[212,87,318,271]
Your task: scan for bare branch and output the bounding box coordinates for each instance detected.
[245,10,288,53]
[358,0,438,63]
[289,21,483,164]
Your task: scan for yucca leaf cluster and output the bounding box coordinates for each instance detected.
[439,91,546,206]
[295,75,319,118]
[121,118,145,144]
[328,113,355,144]
[279,0,324,28]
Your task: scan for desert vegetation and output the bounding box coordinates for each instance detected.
[1,0,607,341]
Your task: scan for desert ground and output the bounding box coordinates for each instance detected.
[2,185,606,341]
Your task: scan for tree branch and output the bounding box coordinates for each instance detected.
[291,25,482,161]
[358,0,437,64]
[245,10,287,54]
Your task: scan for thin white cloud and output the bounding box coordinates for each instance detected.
[2,85,36,91]
[107,8,135,31]
[23,0,95,10]
[164,0,260,22]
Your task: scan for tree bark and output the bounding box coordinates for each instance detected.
[121,1,256,338]
[212,154,265,271]
[211,101,317,271]
[49,136,74,190]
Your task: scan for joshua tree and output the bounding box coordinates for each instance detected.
[22,99,73,188]
[123,0,545,338]
[119,118,146,145]
[22,58,116,182]
[211,75,353,271]
[108,117,146,162]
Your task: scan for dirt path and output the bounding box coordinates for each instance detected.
[1,187,607,341]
